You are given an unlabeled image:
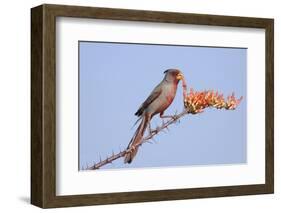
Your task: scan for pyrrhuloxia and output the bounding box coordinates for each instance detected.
[124,69,184,163]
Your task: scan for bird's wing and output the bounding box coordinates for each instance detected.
[135,84,162,116]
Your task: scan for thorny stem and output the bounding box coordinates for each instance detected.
[86,109,189,170]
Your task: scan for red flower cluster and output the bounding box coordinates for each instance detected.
[184,88,243,114]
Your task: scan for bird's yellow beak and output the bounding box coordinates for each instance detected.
[176,73,183,80]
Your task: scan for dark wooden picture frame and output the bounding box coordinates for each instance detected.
[31,4,274,208]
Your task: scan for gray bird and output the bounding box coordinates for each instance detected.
[124,69,184,164]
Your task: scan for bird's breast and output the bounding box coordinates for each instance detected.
[147,83,177,115]
[164,84,177,104]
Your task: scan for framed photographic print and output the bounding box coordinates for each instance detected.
[31,4,274,208]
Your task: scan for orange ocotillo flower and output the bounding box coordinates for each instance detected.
[179,74,242,113]
[184,89,243,114]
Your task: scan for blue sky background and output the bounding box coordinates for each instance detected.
[79,41,247,170]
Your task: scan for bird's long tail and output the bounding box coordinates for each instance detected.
[124,114,151,164]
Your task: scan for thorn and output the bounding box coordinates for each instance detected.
[151,138,157,144]
[99,155,102,162]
